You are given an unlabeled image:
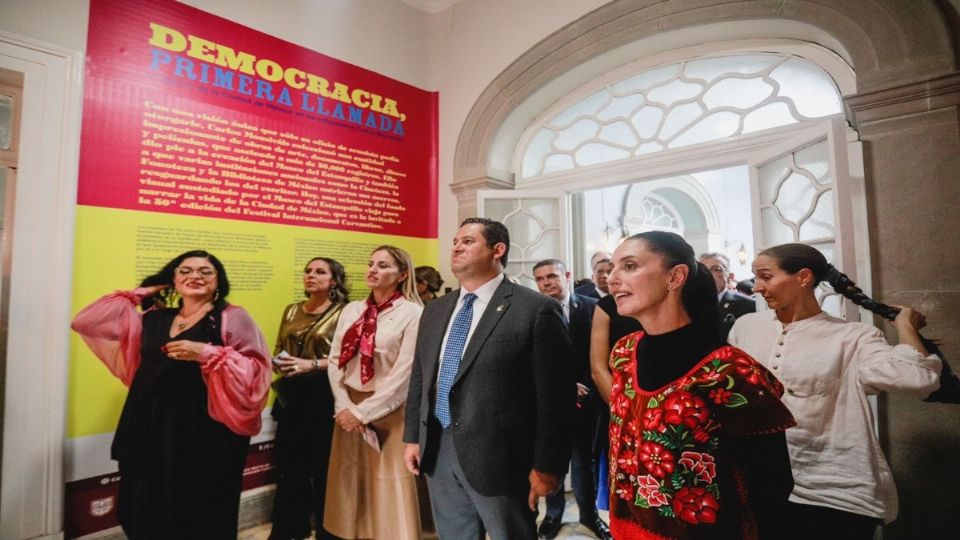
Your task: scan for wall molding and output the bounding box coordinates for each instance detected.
[847,71,960,128]
[0,30,83,540]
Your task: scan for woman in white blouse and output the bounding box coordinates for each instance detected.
[324,245,424,540]
[728,243,941,540]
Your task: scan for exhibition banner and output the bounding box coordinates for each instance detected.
[67,0,438,536]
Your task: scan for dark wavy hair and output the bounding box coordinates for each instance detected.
[758,243,898,320]
[629,231,720,337]
[461,217,510,267]
[304,257,349,303]
[414,265,444,295]
[139,250,230,311]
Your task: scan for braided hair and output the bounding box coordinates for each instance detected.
[760,243,960,403]
[759,243,899,321]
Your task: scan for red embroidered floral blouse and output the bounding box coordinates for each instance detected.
[608,331,795,539]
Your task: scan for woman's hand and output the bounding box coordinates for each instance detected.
[273,356,327,377]
[891,305,930,356]
[335,409,364,433]
[893,306,927,332]
[164,340,207,361]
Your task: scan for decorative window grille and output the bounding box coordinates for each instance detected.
[520,54,843,178]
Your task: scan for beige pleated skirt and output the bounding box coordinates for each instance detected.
[324,388,422,540]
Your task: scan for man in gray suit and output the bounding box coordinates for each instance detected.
[403,218,575,539]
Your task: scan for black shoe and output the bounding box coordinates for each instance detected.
[538,515,562,539]
[580,515,612,540]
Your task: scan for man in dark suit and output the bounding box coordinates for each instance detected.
[532,259,610,540]
[404,218,576,539]
[574,252,612,300]
[699,252,755,339]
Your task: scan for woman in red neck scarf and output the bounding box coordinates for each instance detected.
[325,245,424,540]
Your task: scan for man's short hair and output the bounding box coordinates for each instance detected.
[533,258,567,274]
[590,251,612,270]
[698,251,730,269]
[461,217,510,266]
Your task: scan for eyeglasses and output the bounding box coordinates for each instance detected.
[176,266,216,277]
[707,265,727,274]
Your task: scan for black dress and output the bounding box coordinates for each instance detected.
[269,302,343,540]
[111,307,250,540]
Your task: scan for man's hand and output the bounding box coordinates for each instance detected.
[404,443,421,475]
[527,469,561,511]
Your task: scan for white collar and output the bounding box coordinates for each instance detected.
[459,273,504,305]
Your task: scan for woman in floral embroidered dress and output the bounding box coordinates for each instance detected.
[606,232,796,539]
[71,250,271,539]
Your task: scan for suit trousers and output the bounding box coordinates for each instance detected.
[544,428,597,522]
[426,426,537,540]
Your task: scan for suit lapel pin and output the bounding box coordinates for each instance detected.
[496,304,505,312]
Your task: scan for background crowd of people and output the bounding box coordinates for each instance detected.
[71,217,947,540]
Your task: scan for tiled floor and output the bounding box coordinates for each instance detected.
[239,491,609,539]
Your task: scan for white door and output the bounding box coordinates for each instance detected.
[749,118,860,320]
[477,189,568,290]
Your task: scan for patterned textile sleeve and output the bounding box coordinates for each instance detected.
[70,288,149,387]
[197,305,272,436]
[711,346,796,435]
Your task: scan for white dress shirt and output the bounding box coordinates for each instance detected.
[328,297,423,424]
[437,273,505,375]
[729,311,941,521]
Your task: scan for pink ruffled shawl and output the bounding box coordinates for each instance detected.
[71,288,272,436]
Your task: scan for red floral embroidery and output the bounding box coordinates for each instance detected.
[679,451,717,484]
[611,372,625,396]
[672,487,720,525]
[608,342,791,535]
[615,482,635,502]
[642,407,664,431]
[663,391,710,429]
[637,475,670,507]
[612,392,632,417]
[691,426,711,443]
[734,356,763,386]
[708,388,732,404]
[696,367,725,385]
[637,441,676,478]
[617,449,640,474]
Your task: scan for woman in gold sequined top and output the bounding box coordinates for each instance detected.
[269,257,348,540]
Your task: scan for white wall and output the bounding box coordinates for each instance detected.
[425,0,611,285]
[0,0,608,288]
[0,0,431,86]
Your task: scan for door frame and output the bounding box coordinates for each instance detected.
[0,31,83,540]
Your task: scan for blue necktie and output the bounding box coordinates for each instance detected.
[435,293,477,428]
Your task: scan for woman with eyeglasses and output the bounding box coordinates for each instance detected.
[71,250,271,539]
[269,257,348,540]
[324,245,424,540]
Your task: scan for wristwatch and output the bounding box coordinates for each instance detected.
[312,359,322,370]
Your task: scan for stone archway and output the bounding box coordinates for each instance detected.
[451,0,956,215]
[450,3,960,538]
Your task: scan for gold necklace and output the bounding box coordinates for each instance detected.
[175,304,211,331]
